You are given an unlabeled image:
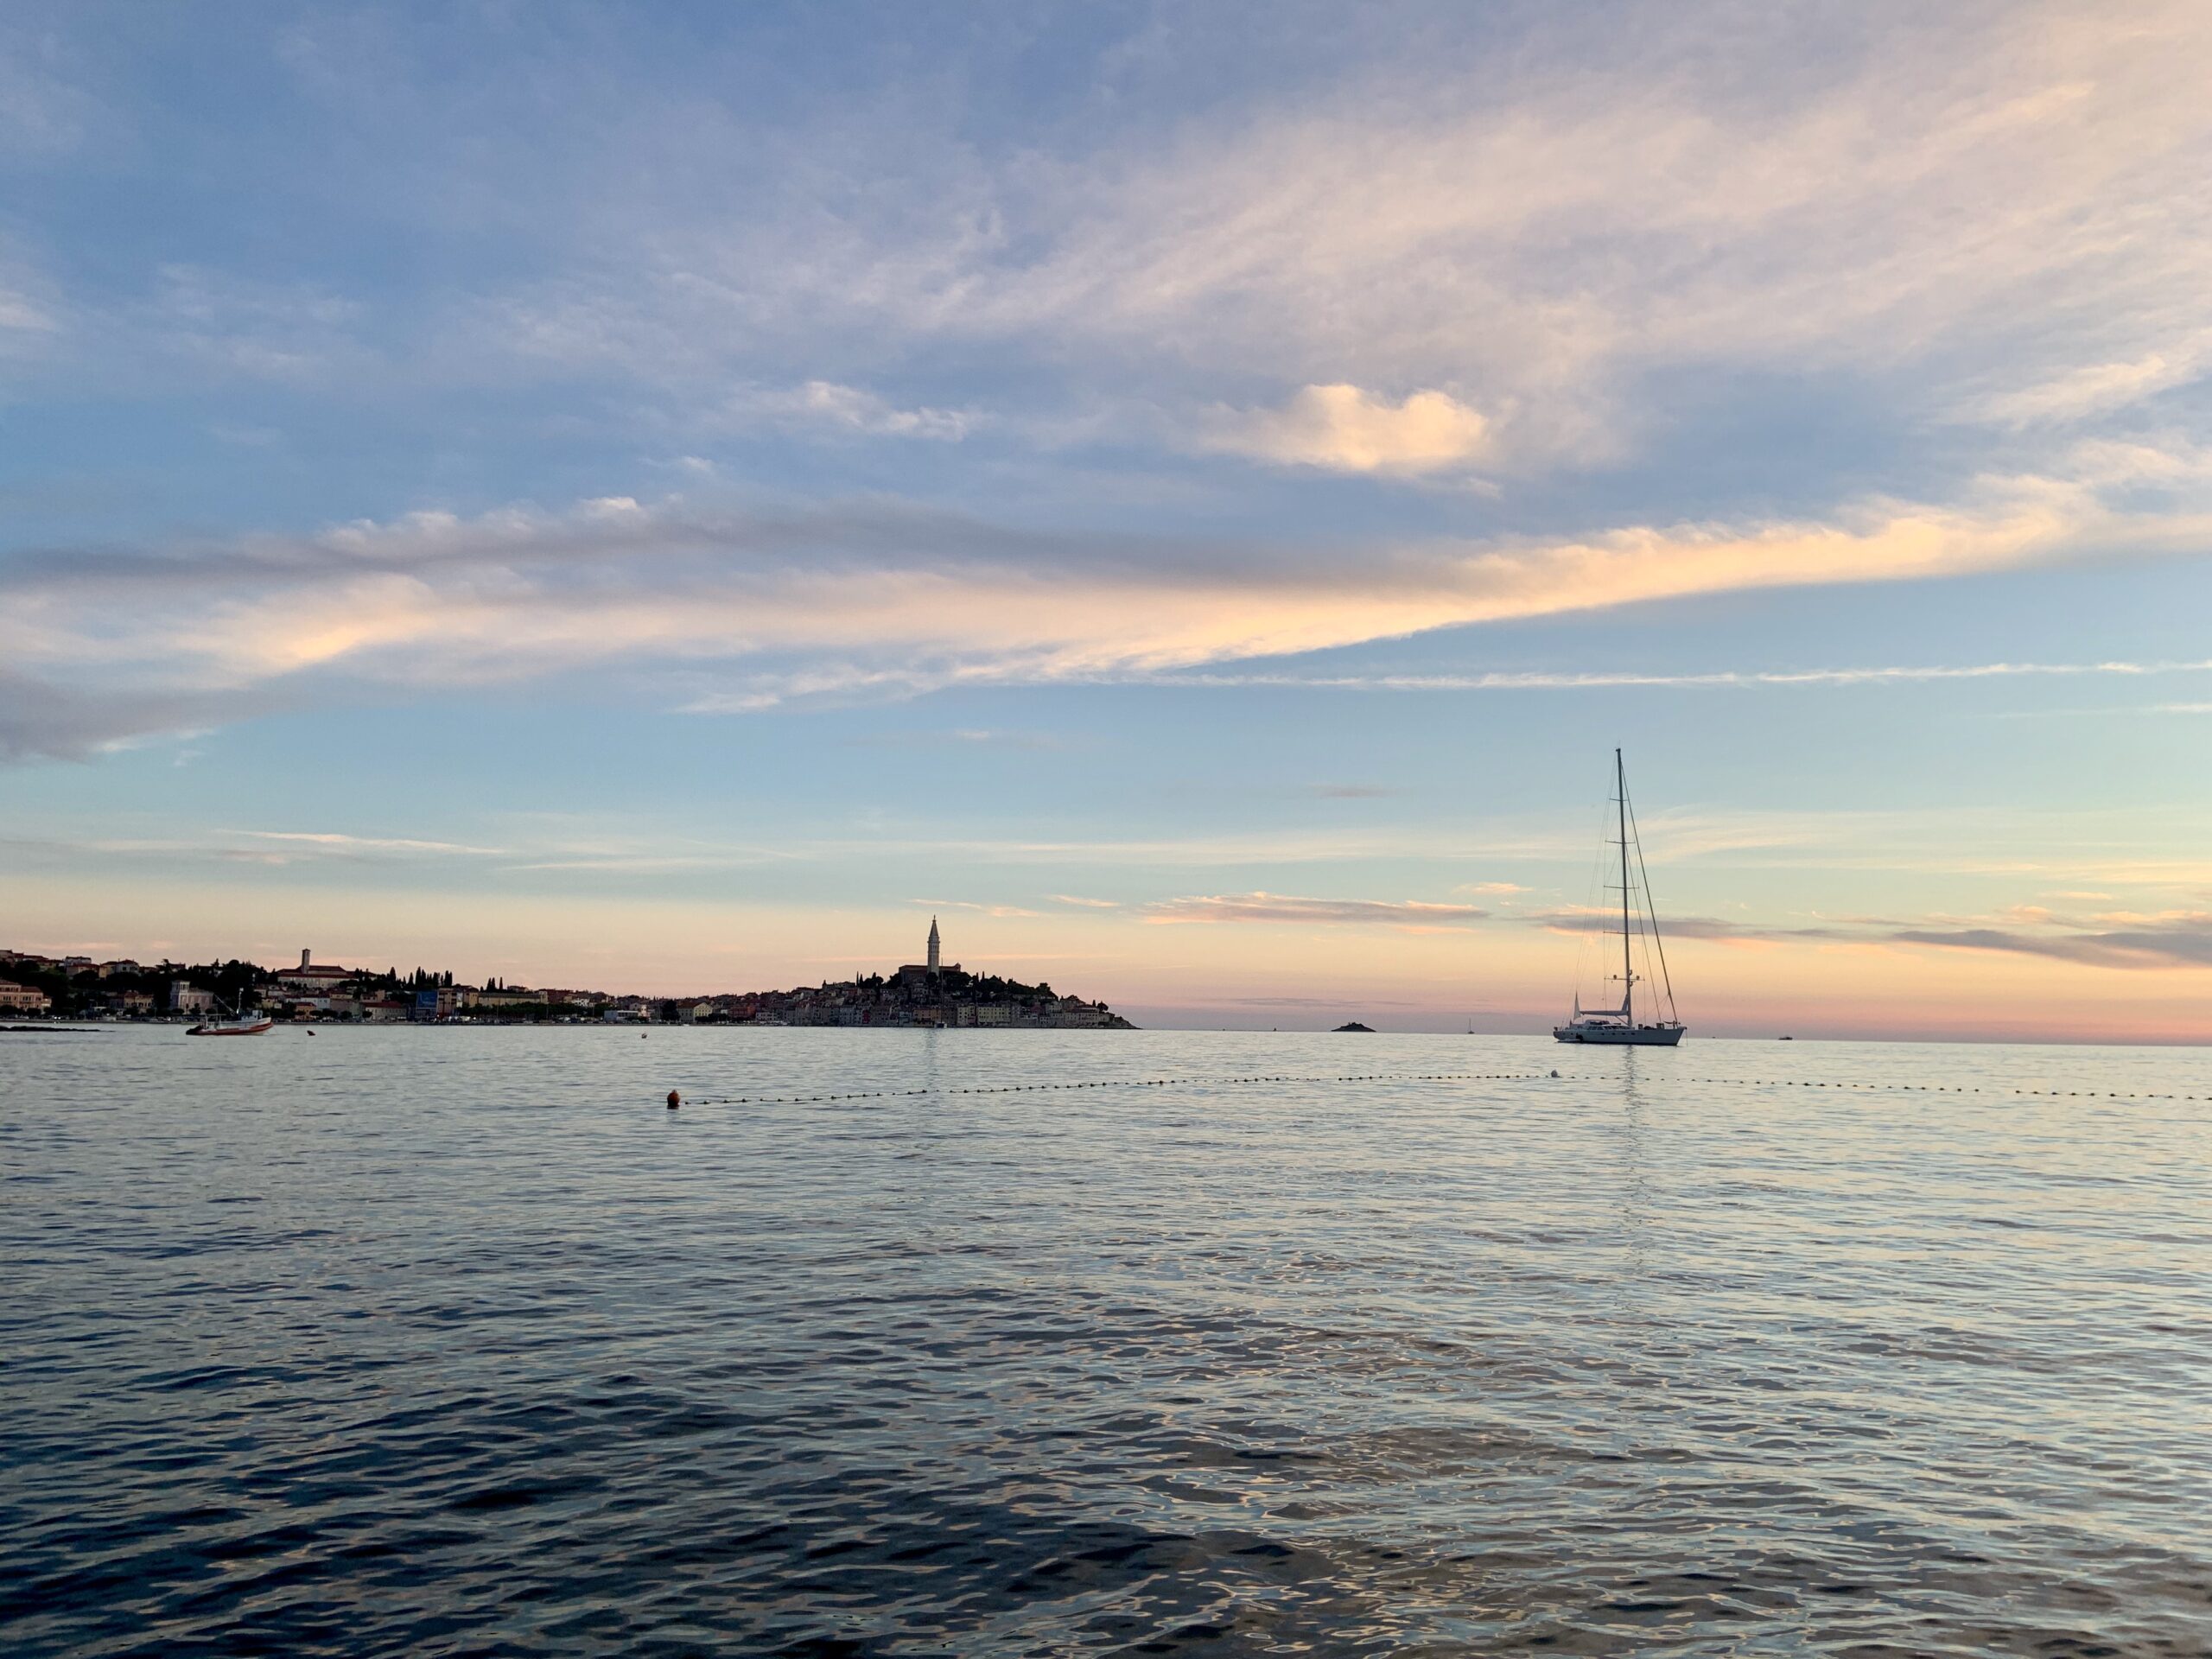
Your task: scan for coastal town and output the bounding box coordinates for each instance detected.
[0,918,1133,1030]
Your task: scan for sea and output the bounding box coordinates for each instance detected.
[3,1026,2208,1657]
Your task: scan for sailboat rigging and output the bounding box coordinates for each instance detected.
[1554,749,1686,1046]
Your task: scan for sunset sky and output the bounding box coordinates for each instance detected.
[4,2,2210,1040]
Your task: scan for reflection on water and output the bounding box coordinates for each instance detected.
[3,1027,2209,1656]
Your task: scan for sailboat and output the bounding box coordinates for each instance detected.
[1554,748,1686,1046]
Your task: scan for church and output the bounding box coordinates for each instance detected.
[894,918,959,986]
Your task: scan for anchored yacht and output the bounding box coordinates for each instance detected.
[1554,749,1687,1046]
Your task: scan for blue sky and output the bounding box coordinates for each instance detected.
[4,2,2211,1038]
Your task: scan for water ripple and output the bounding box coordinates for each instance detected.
[2,1027,2208,1656]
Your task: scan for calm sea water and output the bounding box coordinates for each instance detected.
[3,1027,2209,1657]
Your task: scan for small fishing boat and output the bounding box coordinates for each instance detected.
[187,1001,274,1037]
[1554,748,1687,1046]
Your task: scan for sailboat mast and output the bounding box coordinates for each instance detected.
[1617,747,1632,1027]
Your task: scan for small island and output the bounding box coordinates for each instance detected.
[1333,1020,1375,1033]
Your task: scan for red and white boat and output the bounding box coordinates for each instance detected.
[187,1001,274,1036]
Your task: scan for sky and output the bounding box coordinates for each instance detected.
[3,0,2210,1041]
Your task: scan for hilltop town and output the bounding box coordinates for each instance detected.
[0,918,1134,1029]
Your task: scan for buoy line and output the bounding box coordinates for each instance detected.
[673,1070,2208,1108]
[682,1070,1545,1106]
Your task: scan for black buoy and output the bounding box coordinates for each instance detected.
[666,1090,681,1109]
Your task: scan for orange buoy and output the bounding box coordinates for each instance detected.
[666,1090,681,1109]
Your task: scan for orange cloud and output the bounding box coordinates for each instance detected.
[1201,385,1490,473]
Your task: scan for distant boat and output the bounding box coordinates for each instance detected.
[1554,748,1687,1046]
[187,1000,273,1036]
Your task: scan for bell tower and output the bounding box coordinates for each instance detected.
[927,917,941,975]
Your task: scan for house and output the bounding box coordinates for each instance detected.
[467,985,546,1009]
[0,981,51,1014]
[170,984,217,1014]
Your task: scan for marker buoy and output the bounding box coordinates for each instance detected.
[666,1090,681,1109]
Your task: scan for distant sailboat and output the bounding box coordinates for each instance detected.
[1554,749,1686,1046]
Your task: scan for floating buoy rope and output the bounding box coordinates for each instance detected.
[669,1071,2206,1108]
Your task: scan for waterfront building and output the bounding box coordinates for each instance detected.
[0,980,52,1014]
[277,949,358,995]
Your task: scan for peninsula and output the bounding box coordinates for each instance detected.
[0,918,1135,1029]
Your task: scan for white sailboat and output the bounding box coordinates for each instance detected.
[1554,748,1686,1046]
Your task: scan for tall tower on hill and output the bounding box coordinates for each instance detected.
[927,917,941,976]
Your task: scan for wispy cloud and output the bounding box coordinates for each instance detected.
[464,3,2212,461]
[1998,700,2212,720]
[1144,892,1489,927]
[1141,659,2212,694]
[232,830,505,855]
[733,380,974,441]
[7,462,2193,756]
[908,899,1044,918]
[844,726,1070,750]
[1890,918,2212,970]
[1531,906,2212,970]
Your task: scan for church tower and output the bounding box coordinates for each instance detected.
[927,917,941,976]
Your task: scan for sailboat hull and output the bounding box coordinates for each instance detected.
[1553,1022,1685,1046]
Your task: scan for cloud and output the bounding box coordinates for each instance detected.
[232,830,505,856]
[909,899,1044,918]
[0,827,503,868]
[1224,995,1420,1008]
[1049,894,1122,909]
[458,2,2212,462]
[1965,336,2212,427]
[1532,905,2212,970]
[0,29,99,158]
[1889,919,2212,970]
[1308,784,1396,799]
[144,264,371,382]
[1143,892,1489,927]
[0,284,58,336]
[846,727,1070,750]
[1201,385,1489,474]
[737,380,973,441]
[3,462,2202,756]
[1141,658,2212,694]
